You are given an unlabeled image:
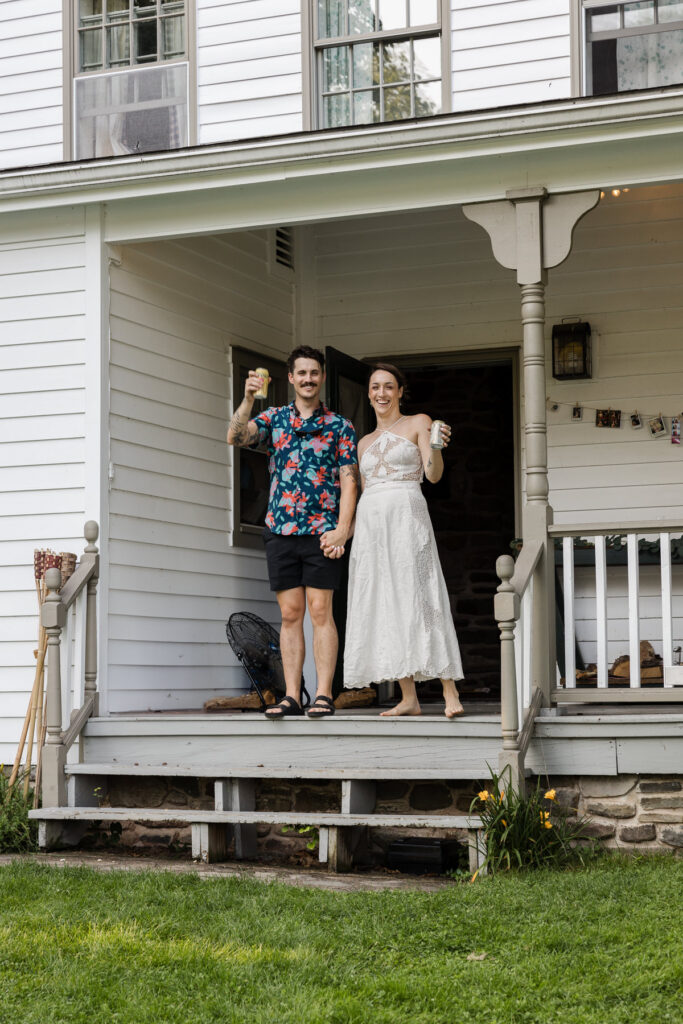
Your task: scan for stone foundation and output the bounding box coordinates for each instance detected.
[81,774,682,864]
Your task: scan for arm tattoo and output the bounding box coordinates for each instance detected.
[228,411,251,446]
[340,464,360,484]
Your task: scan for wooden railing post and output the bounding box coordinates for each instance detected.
[83,521,100,715]
[495,555,524,789]
[41,567,67,808]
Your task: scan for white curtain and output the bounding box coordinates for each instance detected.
[617,30,683,89]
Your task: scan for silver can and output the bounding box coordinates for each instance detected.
[430,419,446,450]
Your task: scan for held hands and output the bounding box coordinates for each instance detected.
[320,526,348,559]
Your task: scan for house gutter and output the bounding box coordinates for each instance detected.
[0,89,682,213]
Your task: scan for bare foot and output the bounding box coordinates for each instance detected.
[442,680,464,719]
[380,700,422,717]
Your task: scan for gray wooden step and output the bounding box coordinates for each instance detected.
[30,807,481,829]
[30,805,485,874]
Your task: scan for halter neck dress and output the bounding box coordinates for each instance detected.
[343,427,463,688]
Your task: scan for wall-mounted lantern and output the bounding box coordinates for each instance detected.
[551,321,592,380]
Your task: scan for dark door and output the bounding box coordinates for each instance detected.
[325,346,373,438]
[325,347,372,694]
[396,358,516,700]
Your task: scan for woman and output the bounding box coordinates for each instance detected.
[341,364,464,718]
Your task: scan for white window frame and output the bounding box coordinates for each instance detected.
[304,0,451,130]
[64,0,196,159]
[572,0,683,97]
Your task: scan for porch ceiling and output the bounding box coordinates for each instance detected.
[1,90,682,244]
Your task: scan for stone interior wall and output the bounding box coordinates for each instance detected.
[83,774,683,863]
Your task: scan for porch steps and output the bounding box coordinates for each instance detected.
[30,806,484,873]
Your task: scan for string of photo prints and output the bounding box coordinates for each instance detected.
[547,397,682,445]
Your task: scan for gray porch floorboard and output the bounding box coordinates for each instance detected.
[71,705,683,779]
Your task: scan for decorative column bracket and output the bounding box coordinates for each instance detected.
[463,188,600,285]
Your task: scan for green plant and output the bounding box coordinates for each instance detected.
[470,765,594,876]
[0,769,38,853]
[281,823,319,851]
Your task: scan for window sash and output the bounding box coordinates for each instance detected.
[76,0,186,73]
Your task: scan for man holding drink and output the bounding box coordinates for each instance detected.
[227,346,358,719]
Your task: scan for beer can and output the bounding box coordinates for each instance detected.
[254,367,270,399]
[430,420,446,450]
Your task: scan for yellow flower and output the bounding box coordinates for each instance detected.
[544,789,556,801]
[501,819,507,827]
[544,821,553,829]
[500,791,505,800]
[478,790,490,802]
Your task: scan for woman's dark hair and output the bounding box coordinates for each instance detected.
[368,362,409,401]
[287,345,325,373]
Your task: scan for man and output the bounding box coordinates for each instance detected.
[227,346,358,719]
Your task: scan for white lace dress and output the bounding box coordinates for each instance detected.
[344,430,464,687]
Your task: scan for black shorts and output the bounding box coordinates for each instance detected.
[263,528,343,592]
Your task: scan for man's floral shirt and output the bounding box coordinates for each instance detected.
[249,402,357,535]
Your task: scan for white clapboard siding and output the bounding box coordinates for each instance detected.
[0,207,86,761]
[450,0,571,112]
[546,184,683,525]
[0,2,63,170]
[107,230,293,712]
[197,0,303,144]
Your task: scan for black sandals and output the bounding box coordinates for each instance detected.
[265,695,304,719]
[306,694,336,719]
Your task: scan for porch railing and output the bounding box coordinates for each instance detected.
[41,522,100,807]
[494,542,544,788]
[548,520,683,703]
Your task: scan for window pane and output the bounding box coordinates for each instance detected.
[353,41,379,87]
[353,88,381,122]
[409,0,437,25]
[658,0,683,21]
[80,27,102,69]
[383,39,410,83]
[590,5,620,31]
[349,0,375,33]
[108,0,130,16]
[107,23,130,65]
[80,0,102,23]
[318,0,345,38]
[323,46,350,90]
[378,0,406,31]
[323,92,351,126]
[415,79,441,115]
[135,18,157,61]
[413,36,440,79]
[162,14,184,57]
[383,83,411,119]
[617,28,683,86]
[624,1,655,25]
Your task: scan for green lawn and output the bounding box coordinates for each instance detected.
[0,857,681,1024]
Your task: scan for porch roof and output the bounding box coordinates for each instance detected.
[1,88,682,243]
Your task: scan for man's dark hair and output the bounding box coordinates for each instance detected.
[287,346,325,374]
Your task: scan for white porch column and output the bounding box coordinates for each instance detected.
[463,189,599,706]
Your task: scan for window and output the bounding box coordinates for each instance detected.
[584,1,683,95]
[71,2,191,160]
[231,348,289,549]
[313,0,445,128]
[77,1,186,73]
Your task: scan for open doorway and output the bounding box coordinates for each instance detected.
[327,347,518,702]
[393,355,518,700]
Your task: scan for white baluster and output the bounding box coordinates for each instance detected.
[563,536,576,688]
[660,532,674,687]
[595,535,608,688]
[627,533,640,688]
